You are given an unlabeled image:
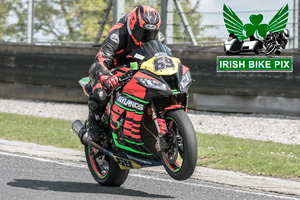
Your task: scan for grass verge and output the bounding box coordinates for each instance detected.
[0,112,299,180]
[0,112,83,151]
[197,133,300,179]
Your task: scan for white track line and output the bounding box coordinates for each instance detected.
[1,151,299,200]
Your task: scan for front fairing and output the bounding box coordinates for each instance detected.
[125,40,192,99]
[122,70,173,102]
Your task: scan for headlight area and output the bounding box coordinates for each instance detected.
[135,77,170,91]
[180,70,192,91]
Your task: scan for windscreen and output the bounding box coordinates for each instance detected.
[128,40,172,61]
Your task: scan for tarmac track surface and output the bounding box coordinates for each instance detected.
[1,151,299,200]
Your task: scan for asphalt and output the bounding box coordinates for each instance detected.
[1,138,300,197]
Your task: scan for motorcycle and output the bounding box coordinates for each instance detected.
[72,40,198,186]
[224,33,263,55]
[263,31,289,55]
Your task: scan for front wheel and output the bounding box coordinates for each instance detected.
[265,43,276,55]
[85,145,129,186]
[161,109,198,180]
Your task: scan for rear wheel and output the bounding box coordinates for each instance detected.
[161,109,198,180]
[85,145,129,186]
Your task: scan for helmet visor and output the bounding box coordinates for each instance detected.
[132,24,159,43]
[141,29,159,43]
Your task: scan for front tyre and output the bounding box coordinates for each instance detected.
[265,43,276,55]
[161,109,198,180]
[85,145,129,186]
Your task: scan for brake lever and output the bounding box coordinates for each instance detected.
[106,82,126,97]
[119,70,133,82]
[106,70,136,97]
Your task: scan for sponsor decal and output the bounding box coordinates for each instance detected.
[116,96,144,111]
[110,33,119,44]
[134,53,145,60]
[219,4,292,72]
[217,56,292,72]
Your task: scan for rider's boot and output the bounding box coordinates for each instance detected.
[87,99,105,143]
[87,110,102,142]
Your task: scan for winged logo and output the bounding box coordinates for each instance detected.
[223,4,289,40]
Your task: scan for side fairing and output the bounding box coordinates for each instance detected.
[110,93,153,157]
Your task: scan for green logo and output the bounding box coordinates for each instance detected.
[217,56,293,72]
[223,4,289,40]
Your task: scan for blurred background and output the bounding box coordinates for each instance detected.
[0,0,297,47]
[0,0,299,116]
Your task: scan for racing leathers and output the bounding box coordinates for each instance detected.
[87,14,164,141]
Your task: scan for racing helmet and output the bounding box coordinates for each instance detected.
[283,28,290,38]
[127,5,161,46]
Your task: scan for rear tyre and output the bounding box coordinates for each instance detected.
[161,109,198,180]
[85,145,129,186]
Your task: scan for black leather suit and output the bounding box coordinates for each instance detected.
[88,14,164,121]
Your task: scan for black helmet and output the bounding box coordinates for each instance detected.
[127,5,161,46]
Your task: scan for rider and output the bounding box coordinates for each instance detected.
[264,28,289,54]
[87,5,164,142]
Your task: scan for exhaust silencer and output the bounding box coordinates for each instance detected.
[71,120,114,158]
[71,120,88,145]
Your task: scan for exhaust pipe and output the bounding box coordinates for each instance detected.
[72,120,88,145]
[71,120,114,158]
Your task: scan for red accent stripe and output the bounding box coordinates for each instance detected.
[182,65,189,74]
[111,112,120,122]
[97,49,110,72]
[119,67,130,72]
[131,128,140,133]
[138,8,146,27]
[92,83,103,93]
[124,120,132,129]
[81,86,89,96]
[123,129,131,136]
[123,75,146,99]
[109,23,124,33]
[126,111,135,119]
[162,153,176,171]
[130,134,141,139]
[90,155,104,177]
[157,118,167,136]
[129,33,142,47]
[133,114,143,121]
[128,7,138,30]
[112,105,124,115]
[110,123,117,130]
[115,49,124,54]
[132,123,140,128]
[123,129,141,139]
[164,105,184,110]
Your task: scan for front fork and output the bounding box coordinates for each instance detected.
[150,100,170,152]
[150,95,178,134]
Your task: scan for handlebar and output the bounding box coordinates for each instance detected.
[118,69,134,82]
[104,69,136,97]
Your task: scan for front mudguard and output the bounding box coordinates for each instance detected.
[160,104,185,117]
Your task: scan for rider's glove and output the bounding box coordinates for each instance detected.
[104,75,119,90]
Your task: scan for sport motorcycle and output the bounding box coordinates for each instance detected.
[72,40,198,186]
